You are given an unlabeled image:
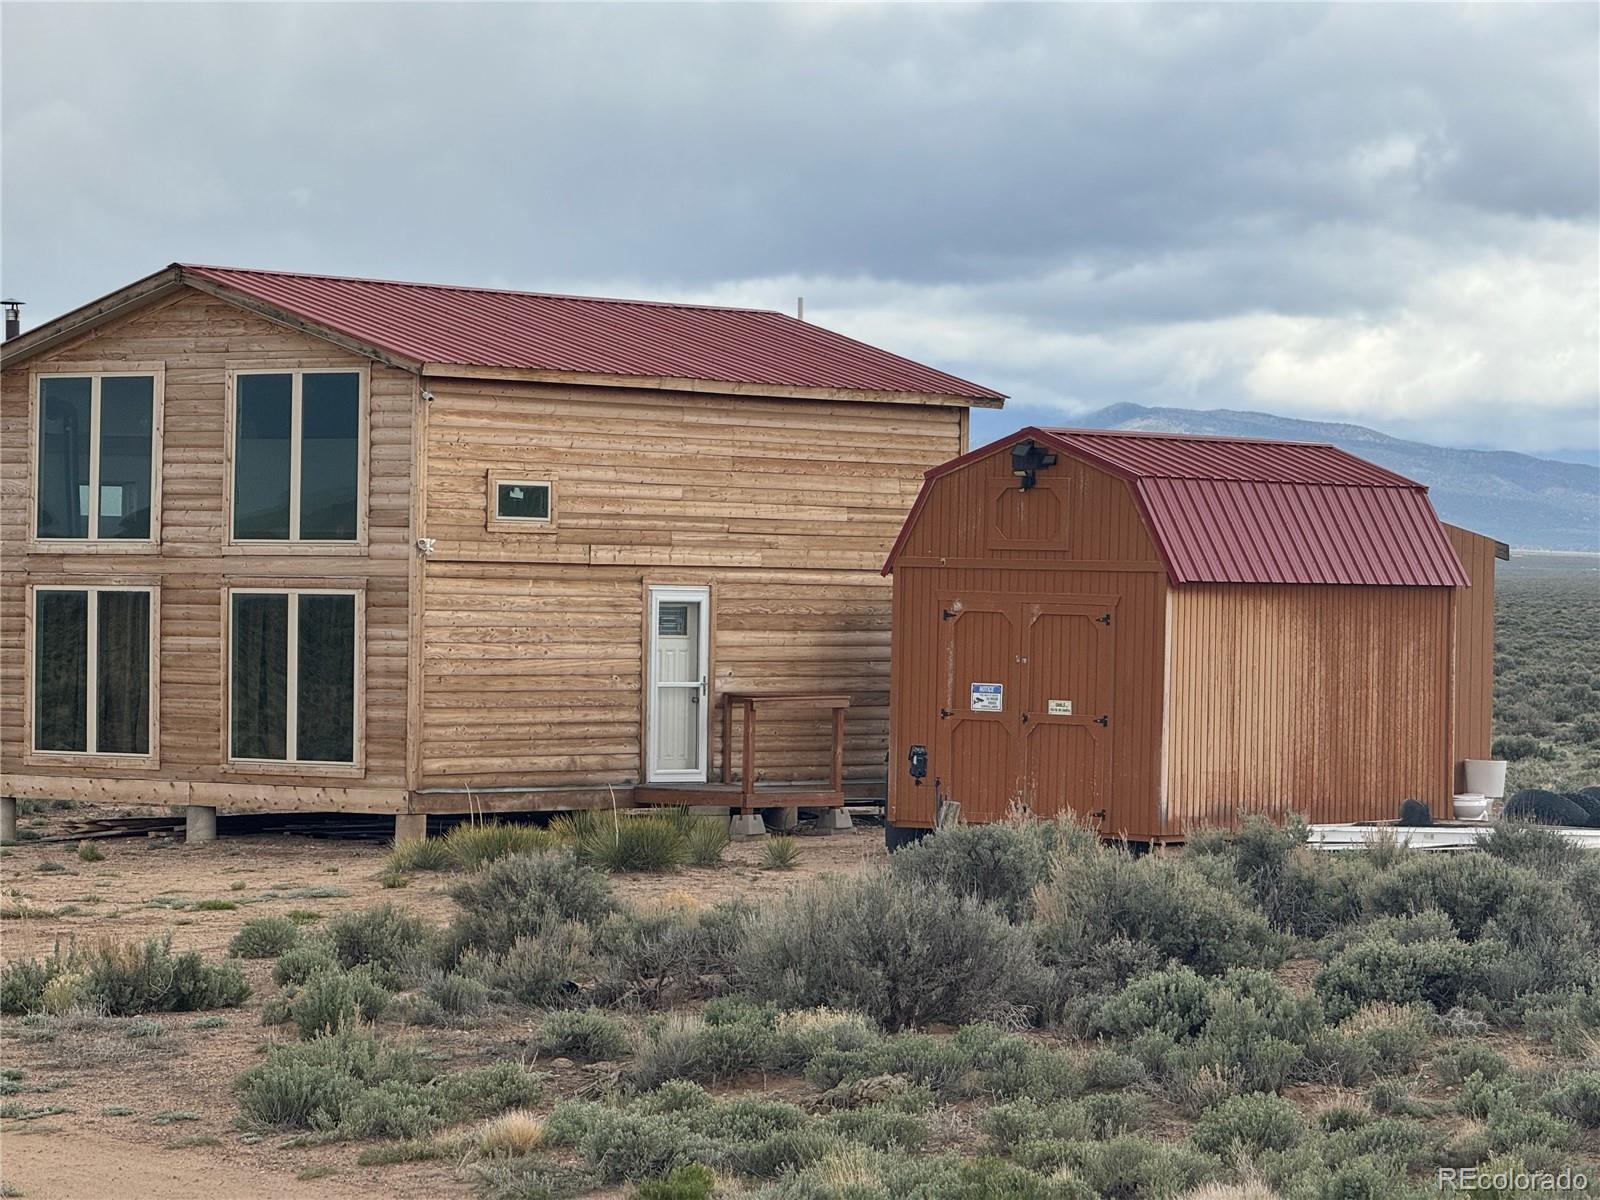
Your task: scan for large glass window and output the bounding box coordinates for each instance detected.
[230,590,358,764]
[233,371,360,541]
[33,587,153,756]
[36,374,156,541]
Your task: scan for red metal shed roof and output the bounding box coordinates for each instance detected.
[179,264,1003,400]
[884,426,1469,587]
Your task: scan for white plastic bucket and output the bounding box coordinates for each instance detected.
[1453,794,1490,821]
[1463,759,1508,798]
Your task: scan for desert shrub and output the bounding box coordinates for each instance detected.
[1034,843,1280,984]
[1543,1070,1600,1127]
[1191,1092,1303,1160]
[446,849,617,959]
[886,819,1055,921]
[234,1028,541,1135]
[421,970,491,1018]
[682,819,730,867]
[273,940,338,987]
[1433,1043,1510,1086]
[631,1011,768,1090]
[1314,936,1488,1020]
[635,1163,716,1200]
[821,1105,928,1151]
[54,935,249,1015]
[1360,852,1538,940]
[738,870,1043,1030]
[478,923,595,1008]
[0,957,61,1015]
[77,840,104,862]
[442,821,560,871]
[290,966,390,1038]
[228,915,302,959]
[1013,1135,1222,1197]
[324,904,434,987]
[557,810,685,873]
[590,904,749,1008]
[1502,789,1588,827]
[1475,822,1588,873]
[1083,1048,1146,1090]
[1199,816,1366,937]
[1477,884,1595,1001]
[538,1009,632,1061]
[982,1095,1143,1145]
[1338,1002,1432,1075]
[1483,1096,1577,1153]
[760,836,801,871]
[1565,858,1600,930]
[1494,734,1547,762]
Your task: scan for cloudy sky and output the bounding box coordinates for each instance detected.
[4,4,1596,459]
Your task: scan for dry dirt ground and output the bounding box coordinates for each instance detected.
[0,804,886,1199]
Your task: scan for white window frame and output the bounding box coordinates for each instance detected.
[486,472,557,533]
[224,586,365,773]
[30,365,165,552]
[225,366,369,549]
[26,583,160,766]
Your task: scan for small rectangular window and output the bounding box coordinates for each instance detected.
[494,480,551,523]
[35,373,157,541]
[33,587,153,756]
[658,605,689,637]
[229,589,359,765]
[232,370,362,542]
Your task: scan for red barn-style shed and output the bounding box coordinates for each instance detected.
[882,426,1503,844]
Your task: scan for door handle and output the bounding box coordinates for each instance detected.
[700,675,708,696]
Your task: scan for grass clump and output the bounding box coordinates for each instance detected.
[0,935,249,1016]
[555,810,686,874]
[76,842,104,863]
[228,915,302,959]
[682,819,731,867]
[760,836,800,871]
[477,1108,544,1156]
[635,1163,715,1200]
[442,821,560,871]
[387,836,453,873]
[738,871,1042,1030]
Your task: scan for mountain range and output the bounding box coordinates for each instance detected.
[1065,403,1599,551]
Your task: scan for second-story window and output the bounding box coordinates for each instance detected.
[232,369,362,542]
[35,372,159,542]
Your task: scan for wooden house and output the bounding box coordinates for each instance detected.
[881,426,1506,845]
[0,265,1003,841]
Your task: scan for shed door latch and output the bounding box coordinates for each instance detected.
[1094,715,1109,727]
[942,609,957,621]
[1097,613,1112,626]
[939,708,952,719]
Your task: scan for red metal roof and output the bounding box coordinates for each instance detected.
[179,264,1003,400]
[883,426,1469,587]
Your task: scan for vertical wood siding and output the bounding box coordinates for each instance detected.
[1163,583,1454,831]
[888,445,1169,838]
[1,291,415,807]
[1443,524,1498,776]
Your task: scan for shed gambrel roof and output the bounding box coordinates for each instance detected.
[1,263,1004,405]
[884,426,1471,587]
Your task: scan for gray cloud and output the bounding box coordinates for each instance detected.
[3,3,1595,456]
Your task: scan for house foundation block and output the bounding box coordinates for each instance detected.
[184,805,217,845]
[394,813,428,844]
[813,808,854,835]
[729,813,766,840]
[1,797,16,845]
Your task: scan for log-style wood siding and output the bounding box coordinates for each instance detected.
[3,287,969,812]
[417,380,962,792]
[1,291,416,810]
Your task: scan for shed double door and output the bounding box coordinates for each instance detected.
[934,593,1115,823]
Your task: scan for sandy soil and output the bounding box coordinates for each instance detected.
[0,805,884,1199]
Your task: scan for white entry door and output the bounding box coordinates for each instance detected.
[647,586,710,782]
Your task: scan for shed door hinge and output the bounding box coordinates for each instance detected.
[942,609,957,621]
[1097,612,1112,626]
[1094,715,1110,727]
[939,708,952,719]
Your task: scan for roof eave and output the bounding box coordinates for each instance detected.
[1,265,187,368]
